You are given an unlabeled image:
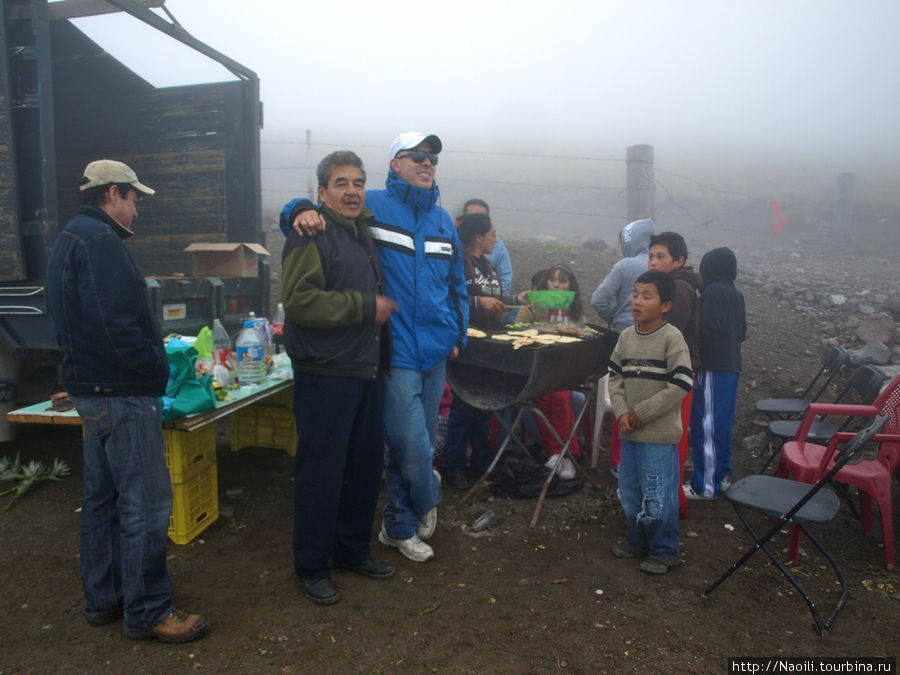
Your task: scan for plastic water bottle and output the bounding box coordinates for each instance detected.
[271,303,285,337]
[211,319,235,385]
[271,302,285,352]
[235,320,265,386]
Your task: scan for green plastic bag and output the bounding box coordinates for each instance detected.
[161,344,217,422]
[194,326,213,362]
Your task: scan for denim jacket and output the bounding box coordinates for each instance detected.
[46,205,168,397]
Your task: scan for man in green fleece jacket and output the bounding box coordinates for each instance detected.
[607,270,692,575]
[281,151,398,606]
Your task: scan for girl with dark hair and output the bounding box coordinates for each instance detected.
[515,264,584,326]
[514,264,586,479]
[445,213,527,490]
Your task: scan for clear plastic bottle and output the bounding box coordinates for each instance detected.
[234,320,265,386]
[271,302,285,353]
[211,319,235,384]
[271,302,285,338]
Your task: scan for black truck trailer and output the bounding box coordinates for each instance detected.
[0,0,267,439]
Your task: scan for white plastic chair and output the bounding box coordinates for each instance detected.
[591,374,614,468]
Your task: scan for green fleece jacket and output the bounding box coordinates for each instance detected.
[281,205,390,379]
[607,322,692,444]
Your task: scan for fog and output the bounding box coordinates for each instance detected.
[67,0,900,248]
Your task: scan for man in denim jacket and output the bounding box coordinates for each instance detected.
[46,160,209,643]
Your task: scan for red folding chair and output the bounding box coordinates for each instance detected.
[777,373,900,570]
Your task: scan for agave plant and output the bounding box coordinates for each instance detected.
[0,455,71,510]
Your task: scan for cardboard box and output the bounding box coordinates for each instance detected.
[184,242,270,278]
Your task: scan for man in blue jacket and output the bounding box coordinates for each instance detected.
[282,132,469,563]
[46,160,210,643]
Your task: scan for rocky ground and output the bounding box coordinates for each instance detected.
[0,237,898,673]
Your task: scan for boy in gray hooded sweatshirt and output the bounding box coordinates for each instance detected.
[591,218,655,471]
[591,219,655,331]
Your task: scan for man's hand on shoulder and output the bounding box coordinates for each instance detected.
[374,296,398,325]
[292,210,327,236]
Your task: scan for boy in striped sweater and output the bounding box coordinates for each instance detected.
[608,270,693,574]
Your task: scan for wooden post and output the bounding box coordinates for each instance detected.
[305,129,314,201]
[626,144,655,223]
[835,172,855,228]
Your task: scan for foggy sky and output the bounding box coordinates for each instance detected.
[69,1,900,159]
[65,1,900,243]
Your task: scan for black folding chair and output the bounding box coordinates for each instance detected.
[758,364,885,473]
[754,346,849,420]
[703,414,889,636]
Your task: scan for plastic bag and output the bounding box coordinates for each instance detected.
[161,344,217,421]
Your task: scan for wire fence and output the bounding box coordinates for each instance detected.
[258,138,897,242]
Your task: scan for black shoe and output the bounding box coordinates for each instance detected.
[301,578,341,605]
[449,473,469,491]
[85,607,123,626]
[334,557,396,580]
[611,543,646,559]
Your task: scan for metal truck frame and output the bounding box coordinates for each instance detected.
[0,0,265,439]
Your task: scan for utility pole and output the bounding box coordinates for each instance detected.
[835,172,855,229]
[626,144,655,223]
[305,129,314,201]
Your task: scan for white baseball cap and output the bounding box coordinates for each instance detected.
[80,159,156,195]
[389,132,443,161]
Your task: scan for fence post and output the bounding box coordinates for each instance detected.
[626,144,655,223]
[305,129,314,201]
[835,172,855,228]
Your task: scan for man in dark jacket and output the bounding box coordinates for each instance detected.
[46,160,209,643]
[687,247,746,499]
[282,151,398,605]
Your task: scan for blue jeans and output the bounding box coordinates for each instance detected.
[71,395,174,632]
[618,439,680,565]
[292,372,384,580]
[382,363,445,540]
[445,396,493,478]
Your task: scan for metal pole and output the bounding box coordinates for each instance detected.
[835,172,855,228]
[305,129,314,201]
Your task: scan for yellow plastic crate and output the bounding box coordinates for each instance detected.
[231,404,297,456]
[163,425,216,482]
[264,388,293,408]
[168,461,218,545]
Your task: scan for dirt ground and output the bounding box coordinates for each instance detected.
[1,241,898,674]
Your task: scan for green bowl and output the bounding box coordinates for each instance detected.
[527,290,575,309]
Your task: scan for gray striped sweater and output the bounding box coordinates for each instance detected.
[608,322,692,444]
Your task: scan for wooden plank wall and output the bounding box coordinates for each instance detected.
[50,19,258,277]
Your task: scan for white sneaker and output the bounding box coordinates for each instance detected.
[418,508,437,540]
[682,483,716,501]
[418,469,441,540]
[378,528,434,562]
[545,454,577,480]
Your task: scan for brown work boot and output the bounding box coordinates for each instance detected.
[126,608,210,644]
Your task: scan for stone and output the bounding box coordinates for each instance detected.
[848,341,891,366]
[845,316,861,329]
[858,303,876,315]
[856,313,895,346]
[581,238,608,251]
[829,294,846,306]
[883,293,900,319]
[741,432,768,454]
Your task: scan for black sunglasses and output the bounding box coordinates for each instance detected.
[396,149,439,165]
